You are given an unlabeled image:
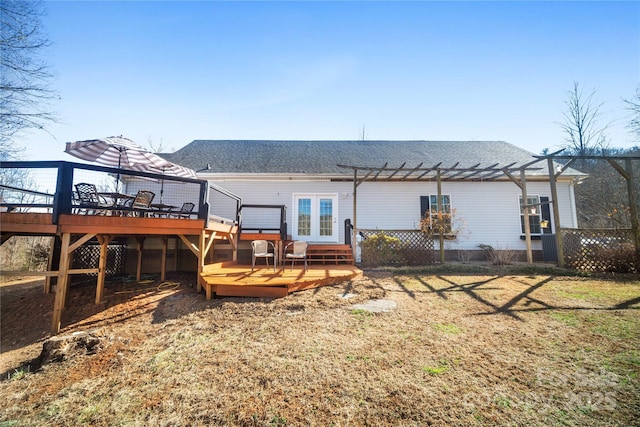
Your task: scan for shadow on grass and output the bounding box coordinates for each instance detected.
[0,272,258,375]
[382,271,640,320]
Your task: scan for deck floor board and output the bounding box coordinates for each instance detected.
[199,263,362,298]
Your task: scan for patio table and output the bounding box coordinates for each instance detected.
[150,203,177,217]
[98,192,135,215]
[98,192,134,207]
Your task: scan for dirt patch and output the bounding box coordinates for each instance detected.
[0,273,200,373]
[1,271,639,426]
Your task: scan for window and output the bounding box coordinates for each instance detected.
[420,195,452,234]
[520,195,541,234]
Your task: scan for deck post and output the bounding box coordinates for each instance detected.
[161,236,168,281]
[135,237,145,282]
[45,236,61,294]
[232,230,238,262]
[51,232,71,334]
[199,181,210,227]
[53,163,74,224]
[197,230,205,293]
[95,235,113,304]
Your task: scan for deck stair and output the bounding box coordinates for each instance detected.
[305,244,354,265]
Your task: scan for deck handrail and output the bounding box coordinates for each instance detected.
[0,160,212,223]
[208,183,242,225]
[238,204,287,240]
[0,184,55,198]
[208,214,238,225]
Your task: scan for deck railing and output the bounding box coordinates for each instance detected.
[0,160,214,225]
[238,204,287,240]
[208,183,242,225]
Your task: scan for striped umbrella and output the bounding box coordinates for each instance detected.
[129,157,197,202]
[65,136,196,194]
[64,136,170,171]
[129,158,196,178]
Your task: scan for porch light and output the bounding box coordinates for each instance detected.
[540,219,549,229]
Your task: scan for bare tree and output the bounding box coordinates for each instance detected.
[358,125,367,141]
[559,82,609,157]
[0,0,57,159]
[146,136,173,154]
[623,86,640,142]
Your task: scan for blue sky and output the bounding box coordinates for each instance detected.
[22,1,640,161]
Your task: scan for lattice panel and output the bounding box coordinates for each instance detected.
[359,229,435,266]
[562,228,637,273]
[71,243,126,277]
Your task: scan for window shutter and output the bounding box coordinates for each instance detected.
[541,196,552,234]
[420,196,430,218]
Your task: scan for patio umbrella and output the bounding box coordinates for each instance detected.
[130,157,197,202]
[65,136,174,191]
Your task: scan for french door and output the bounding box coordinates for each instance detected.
[292,194,338,242]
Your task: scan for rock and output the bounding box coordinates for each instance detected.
[338,293,358,299]
[351,299,397,313]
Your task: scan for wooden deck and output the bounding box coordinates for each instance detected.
[199,262,362,299]
[1,211,361,332]
[0,211,239,334]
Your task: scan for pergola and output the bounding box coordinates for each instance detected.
[540,153,640,265]
[338,150,640,267]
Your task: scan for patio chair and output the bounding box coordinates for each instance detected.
[74,183,110,215]
[124,190,155,216]
[251,240,276,272]
[170,202,195,219]
[284,241,308,271]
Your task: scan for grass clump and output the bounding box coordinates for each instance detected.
[433,323,462,334]
[422,360,450,375]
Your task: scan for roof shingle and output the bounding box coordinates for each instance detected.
[161,140,564,176]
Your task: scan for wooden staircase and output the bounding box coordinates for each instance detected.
[306,244,354,265]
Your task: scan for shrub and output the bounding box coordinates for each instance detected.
[478,244,517,266]
[587,242,638,273]
[25,240,50,271]
[360,231,406,267]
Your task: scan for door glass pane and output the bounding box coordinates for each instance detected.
[298,198,311,236]
[319,198,333,236]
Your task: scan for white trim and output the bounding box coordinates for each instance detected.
[569,182,578,227]
[197,172,580,183]
[519,193,542,235]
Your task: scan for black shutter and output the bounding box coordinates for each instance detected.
[541,196,552,234]
[420,196,430,218]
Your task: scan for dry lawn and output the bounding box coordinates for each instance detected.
[1,269,639,426]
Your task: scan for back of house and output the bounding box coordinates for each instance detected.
[164,140,582,261]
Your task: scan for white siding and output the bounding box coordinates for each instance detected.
[208,178,577,249]
[209,180,353,242]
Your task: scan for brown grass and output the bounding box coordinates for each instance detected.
[1,270,639,426]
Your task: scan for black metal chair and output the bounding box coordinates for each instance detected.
[171,202,195,218]
[126,190,155,216]
[74,183,110,215]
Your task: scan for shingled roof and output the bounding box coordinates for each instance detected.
[162,140,570,177]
